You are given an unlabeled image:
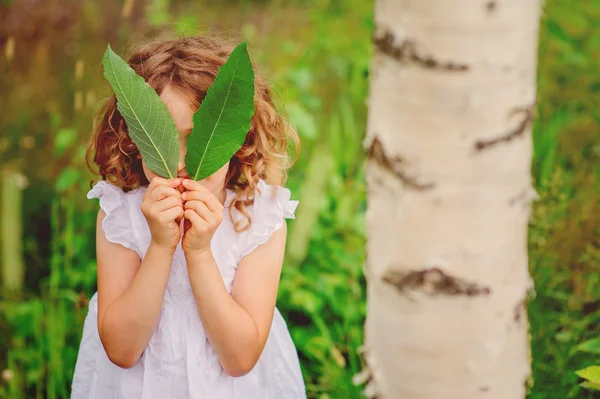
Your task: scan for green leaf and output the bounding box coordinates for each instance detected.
[573,338,600,355]
[186,41,255,181]
[576,366,600,383]
[581,381,600,391]
[546,20,575,47]
[102,44,179,178]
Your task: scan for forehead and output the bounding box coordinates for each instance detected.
[159,85,194,133]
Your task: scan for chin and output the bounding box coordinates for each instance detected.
[199,163,230,191]
[199,175,226,193]
[143,169,160,184]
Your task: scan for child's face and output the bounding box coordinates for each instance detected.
[141,84,230,196]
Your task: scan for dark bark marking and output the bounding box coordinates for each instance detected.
[382,267,491,297]
[509,190,525,206]
[373,28,469,72]
[368,137,436,191]
[514,298,526,323]
[509,187,534,206]
[480,386,490,392]
[486,1,497,12]
[474,104,535,152]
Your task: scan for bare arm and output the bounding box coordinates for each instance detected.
[96,177,183,368]
[181,179,286,376]
[185,226,286,377]
[96,223,174,368]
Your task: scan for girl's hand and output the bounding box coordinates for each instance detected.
[141,177,184,251]
[181,179,224,256]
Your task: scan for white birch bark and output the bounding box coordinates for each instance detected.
[363,1,542,398]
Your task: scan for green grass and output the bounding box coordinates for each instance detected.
[0,0,599,398]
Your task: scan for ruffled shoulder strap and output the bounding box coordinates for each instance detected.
[87,181,139,254]
[238,180,298,258]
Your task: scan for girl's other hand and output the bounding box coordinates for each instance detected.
[141,177,184,250]
[181,179,224,256]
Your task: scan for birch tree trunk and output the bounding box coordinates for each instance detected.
[363,1,542,398]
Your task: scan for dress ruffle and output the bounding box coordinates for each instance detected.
[87,181,139,254]
[240,180,299,258]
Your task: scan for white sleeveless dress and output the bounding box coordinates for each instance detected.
[71,180,306,399]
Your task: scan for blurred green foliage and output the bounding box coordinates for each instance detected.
[0,0,598,398]
[529,0,600,398]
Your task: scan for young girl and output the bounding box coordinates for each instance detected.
[71,35,306,399]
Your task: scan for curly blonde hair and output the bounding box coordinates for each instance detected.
[86,35,299,232]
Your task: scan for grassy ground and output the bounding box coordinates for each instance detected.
[0,0,599,398]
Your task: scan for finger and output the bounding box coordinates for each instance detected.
[160,206,184,223]
[167,178,183,187]
[149,177,181,199]
[153,196,182,212]
[184,200,215,224]
[181,190,223,213]
[181,179,212,194]
[147,176,167,195]
[182,179,223,212]
[184,208,208,229]
[144,177,165,201]
[151,184,182,202]
[151,176,181,188]
[149,176,168,187]
[154,187,181,202]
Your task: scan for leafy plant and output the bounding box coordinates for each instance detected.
[186,42,255,180]
[102,44,180,178]
[102,42,255,181]
[576,366,600,390]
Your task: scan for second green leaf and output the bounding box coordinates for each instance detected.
[186,41,256,181]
